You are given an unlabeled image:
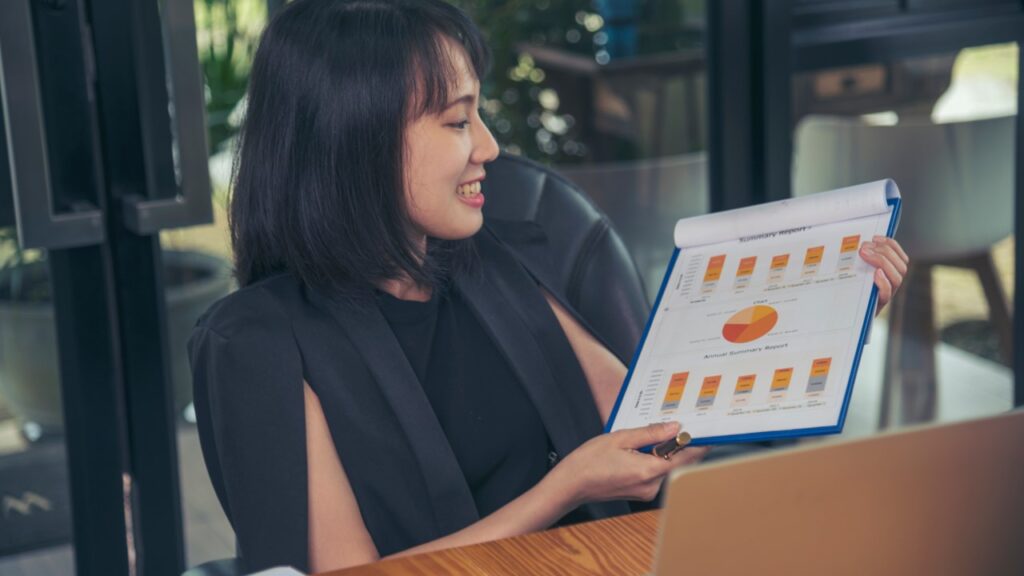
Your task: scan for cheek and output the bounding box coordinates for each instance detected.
[407,137,464,183]
[408,147,469,204]
[401,126,479,238]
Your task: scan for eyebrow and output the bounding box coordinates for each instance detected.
[444,93,476,110]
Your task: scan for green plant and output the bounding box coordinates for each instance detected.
[451,0,597,164]
[451,0,705,165]
[195,0,268,156]
[190,0,703,165]
[0,228,47,302]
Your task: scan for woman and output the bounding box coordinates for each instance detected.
[189,0,909,573]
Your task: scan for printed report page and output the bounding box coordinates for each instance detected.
[610,210,893,440]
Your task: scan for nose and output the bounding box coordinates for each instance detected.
[471,117,500,165]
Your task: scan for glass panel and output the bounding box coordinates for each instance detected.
[455,0,710,300]
[790,43,1018,437]
[0,236,75,575]
[160,0,264,568]
[163,227,235,568]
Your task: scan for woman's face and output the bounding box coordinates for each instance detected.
[403,39,500,244]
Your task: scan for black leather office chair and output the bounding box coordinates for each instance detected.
[482,153,651,361]
[182,153,651,576]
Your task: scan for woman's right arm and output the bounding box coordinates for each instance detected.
[304,382,380,571]
[305,387,707,572]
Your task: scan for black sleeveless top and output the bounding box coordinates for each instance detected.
[377,284,553,517]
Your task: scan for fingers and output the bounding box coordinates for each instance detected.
[633,446,710,501]
[633,478,666,502]
[668,446,711,466]
[860,237,908,315]
[614,421,681,449]
[875,235,909,266]
[873,269,893,311]
[860,239,905,298]
[872,239,908,277]
[860,242,905,281]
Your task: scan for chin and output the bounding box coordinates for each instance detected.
[431,216,484,241]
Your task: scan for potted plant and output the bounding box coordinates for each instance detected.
[0,228,232,439]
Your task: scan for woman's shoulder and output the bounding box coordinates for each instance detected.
[188,273,306,395]
[194,273,304,340]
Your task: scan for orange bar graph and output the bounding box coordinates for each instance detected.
[803,246,825,265]
[770,254,790,270]
[703,255,726,282]
[806,357,832,393]
[767,254,790,284]
[734,374,756,394]
[810,357,832,376]
[770,368,793,392]
[802,246,825,277]
[736,256,757,277]
[696,375,722,408]
[661,371,689,411]
[838,235,861,271]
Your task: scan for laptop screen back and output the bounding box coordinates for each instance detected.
[654,411,1024,576]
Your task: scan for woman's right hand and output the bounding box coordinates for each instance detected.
[549,422,709,507]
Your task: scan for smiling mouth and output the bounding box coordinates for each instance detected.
[457,181,482,197]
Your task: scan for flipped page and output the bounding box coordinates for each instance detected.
[606,180,902,445]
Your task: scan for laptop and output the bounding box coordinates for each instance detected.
[652,410,1024,575]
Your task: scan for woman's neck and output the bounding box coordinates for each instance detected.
[377,233,431,301]
[377,277,432,302]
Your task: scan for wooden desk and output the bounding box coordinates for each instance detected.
[325,511,660,575]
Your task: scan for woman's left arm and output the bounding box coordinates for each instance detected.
[543,291,627,425]
[859,236,910,314]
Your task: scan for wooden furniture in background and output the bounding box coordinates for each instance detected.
[793,114,1016,428]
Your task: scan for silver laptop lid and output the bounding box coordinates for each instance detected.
[654,410,1024,576]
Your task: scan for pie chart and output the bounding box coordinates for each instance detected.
[722,305,778,343]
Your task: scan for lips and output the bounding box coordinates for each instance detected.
[455,180,485,208]
[456,181,482,197]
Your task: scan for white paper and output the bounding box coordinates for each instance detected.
[673,179,898,248]
[250,567,306,576]
[611,180,899,441]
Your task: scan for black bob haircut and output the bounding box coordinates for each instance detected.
[230,0,490,297]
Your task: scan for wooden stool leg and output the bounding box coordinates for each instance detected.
[896,265,938,425]
[880,277,905,430]
[880,263,938,428]
[969,252,1013,366]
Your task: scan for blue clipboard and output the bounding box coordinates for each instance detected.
[605,197,902,446]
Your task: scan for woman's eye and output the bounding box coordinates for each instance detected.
[448,120,470,130]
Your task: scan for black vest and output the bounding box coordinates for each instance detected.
[188,222,632,573]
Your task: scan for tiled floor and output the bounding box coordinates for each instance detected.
[0,426,236,576]
[177,427,236,568]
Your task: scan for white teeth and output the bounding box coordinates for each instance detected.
[457,181,481,196]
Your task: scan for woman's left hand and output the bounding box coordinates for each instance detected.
[859,236,910,315]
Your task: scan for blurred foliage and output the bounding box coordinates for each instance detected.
[451,0,704,164]
[0,227,22,271]
[194,0,267,155]
[193,0,703,164]
[0,227,47,301]
[450,0,597,163]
